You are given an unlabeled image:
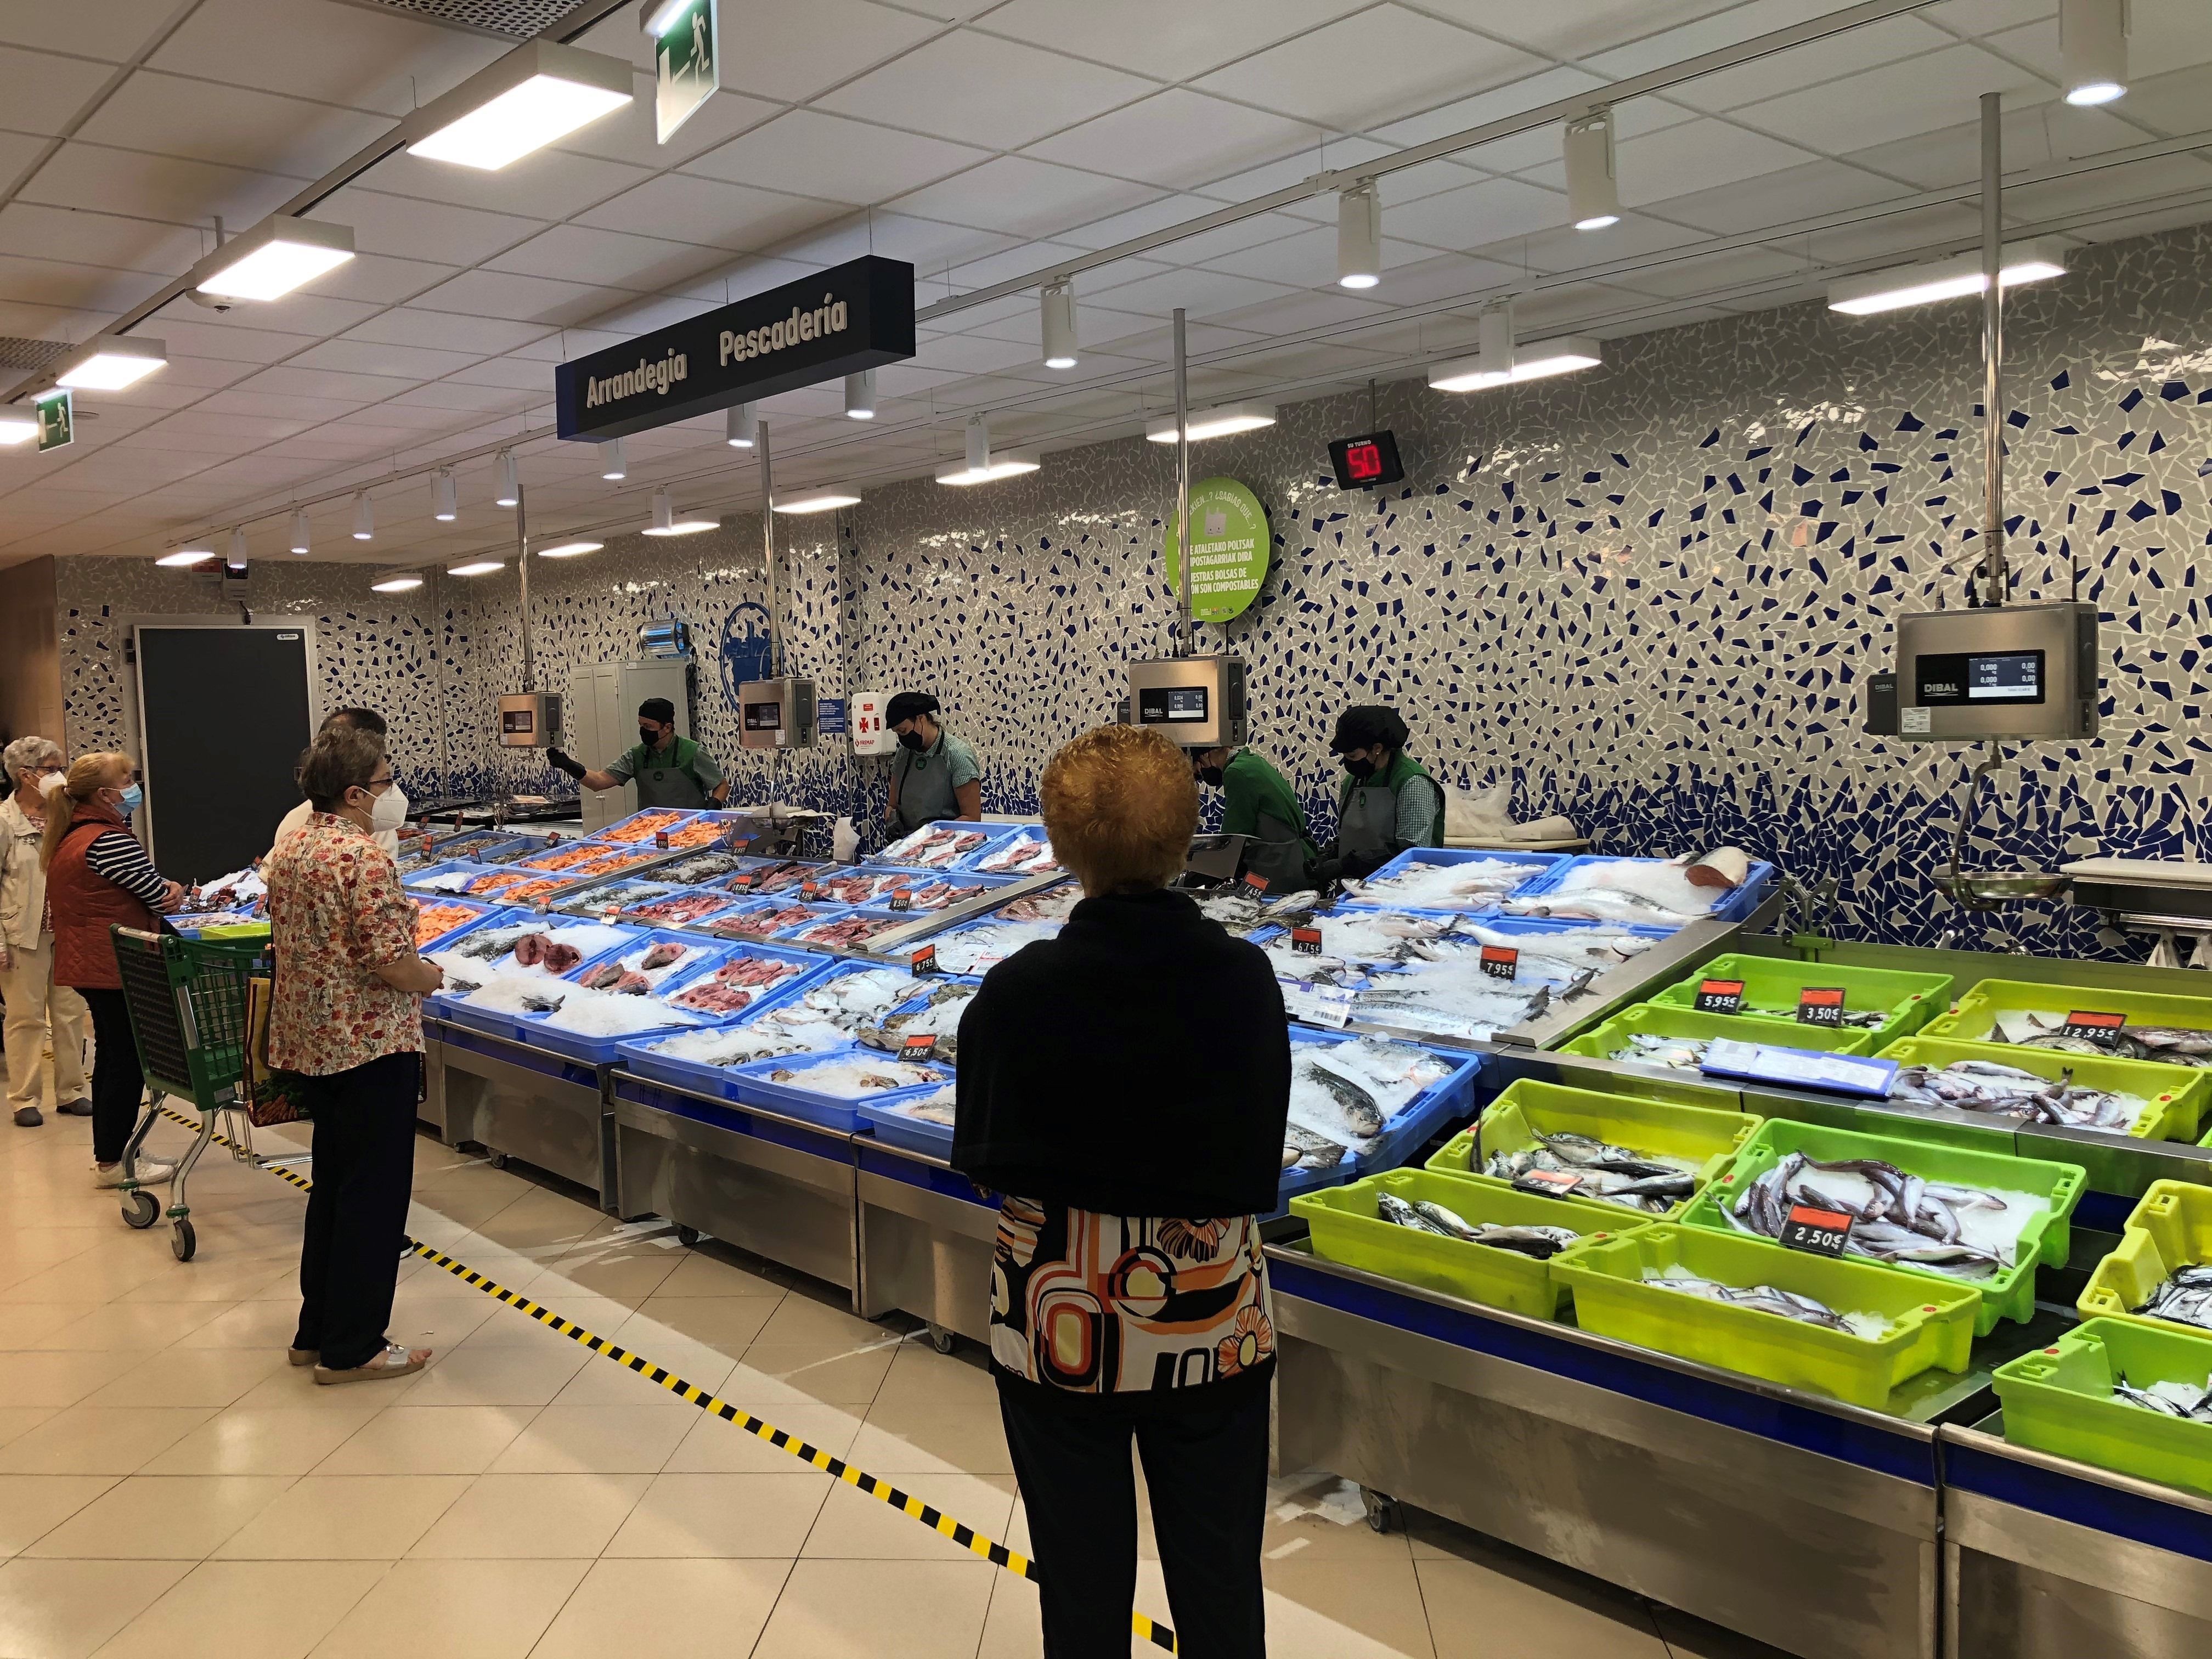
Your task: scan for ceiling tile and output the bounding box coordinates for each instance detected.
[713,0,943,101]
[817,32,1157,150]
[1609,118,1823,206]
[1657,157,1914,235]
[555,75,782,171]
[1023,91,1321,192]
[684,110,991,206]
[19,142,300,227]
[0,47,117,136]
[981,0,1363,80]
[0,204,205,275]
[148,0,507,119]
[1194,7,1545,132]
[1728,42,2045,155]
[1385,176,1565,252]
[575,174,849,254]
[304,253,461,307]
[889,157,1160,236]
[1072,265,1302,321]
[150,317,320,365]
[1577,0,1846,80]
[362,149,655,222]
[388,382,540,414]
[0,253,155,314]
[342,309,549,356]
[447,357,558,392]
[77,69,394,177]
[0,0,188,61]
[1664,13,1956,112]
[289,338,487,381]
[314,185,546,267]
[409,269,636,328]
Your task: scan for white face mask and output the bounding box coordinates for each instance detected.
[369,781,409,833]
[38,771,65,795]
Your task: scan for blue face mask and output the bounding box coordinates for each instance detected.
[117,783,143,815]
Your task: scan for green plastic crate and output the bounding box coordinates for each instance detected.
[1993,1317,2212,1498]
[1427,1079,1757,1220]
[2079,1181,2212,1334]
[1679,1119,2085,1335]
[1293,1169,1649,1320]
[1643,953,1953,1045]
[1923,978,2212,1070]
[1554,1002,1878,1067]
[1874,1035,2211,1144]
[1550,1223,1979,1410]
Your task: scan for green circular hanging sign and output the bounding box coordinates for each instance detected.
[1164,477,1270,622]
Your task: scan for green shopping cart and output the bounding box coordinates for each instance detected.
[109,924,283,1261]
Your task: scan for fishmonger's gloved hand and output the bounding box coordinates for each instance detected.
[1338,849,1388,881]
[546,749,586,781]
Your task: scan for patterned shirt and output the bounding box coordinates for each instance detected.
[989,1199,1275,1396]
[265,812,423,1075]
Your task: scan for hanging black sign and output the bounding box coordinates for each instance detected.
[555,255,916,442]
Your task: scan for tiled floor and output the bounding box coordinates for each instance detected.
[0,1075,1791,1658]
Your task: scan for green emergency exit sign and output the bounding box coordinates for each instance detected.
[35,390,71,452]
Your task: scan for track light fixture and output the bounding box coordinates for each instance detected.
[642,486,718,535]
[495,449,519,507]
[600,436,626,480]
[352,491,373,540]
[432,468,458,521]
[844,369,876,420]
[1336,180,1381,289]
[2060,0,2129,105]
[227,527,249,569]
[1565,108,1620,230]
[1040,279,1077,369]
[290,508,310,555]
[726,403,757,447]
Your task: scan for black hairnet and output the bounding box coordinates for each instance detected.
[1330,705,1409,754]
[885,691,940,727]
[637,697,677,723]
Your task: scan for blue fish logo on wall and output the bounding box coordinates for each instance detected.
[719,602,775,703]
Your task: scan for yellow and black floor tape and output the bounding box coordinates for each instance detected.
[146,1107,1180,1653]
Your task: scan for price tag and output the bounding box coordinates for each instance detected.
[2061,1009,2126,1048]
[888,885,913,912]
[1797,987,1847,1028]
[1694,978,1746,1014]
[544,833,559,847]
[911,945,939,976]
[970,953,1005,972]
[1480,944,1519,981]
[601,903,619,917]
[1519,1168,1585,1194]
[1289,926,1325,956]
[800,881,821,900]
[655,831,670,850]
[901,1033,938,1060]
[1779,1202,1855,1257]
[1242,871,1270,893]
[730,872,758,892]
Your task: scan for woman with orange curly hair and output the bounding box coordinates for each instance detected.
[953,723,1289,1659]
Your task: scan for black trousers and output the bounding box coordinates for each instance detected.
[294,1049,418,1371]
[997,1374,1269,1659]
[76,987,144,1165]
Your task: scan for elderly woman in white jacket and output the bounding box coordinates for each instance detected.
[0,737,91,1129]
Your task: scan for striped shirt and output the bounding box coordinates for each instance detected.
[80,828,168,910]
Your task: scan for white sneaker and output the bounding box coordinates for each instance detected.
[93,1158,177,1189]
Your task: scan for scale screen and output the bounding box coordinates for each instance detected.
[743,701,784,732]
[501,709,535,735]
[1137,685,1209,725]
[1915,649,2045,707]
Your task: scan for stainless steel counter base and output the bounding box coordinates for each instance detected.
[853,1139,994,1342]
[1268,1246,1939,1659]
[424,1024,613,1204]
[609,1072,857,1295]
[1940,1420,2212,1658]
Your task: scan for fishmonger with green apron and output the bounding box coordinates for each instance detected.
[1311,705,1446,884]
[885,692,983,834]
[549,697,729,809]
[1193,744,1317,893]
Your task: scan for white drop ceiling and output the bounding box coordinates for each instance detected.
[4,0,2212,572]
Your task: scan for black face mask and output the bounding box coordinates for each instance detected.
[640,727,663,747]
[1197,765,1224,787]
[1342,756,1378,781]
[897,729,928,753]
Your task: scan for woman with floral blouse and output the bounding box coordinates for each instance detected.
[264,727,443,1385]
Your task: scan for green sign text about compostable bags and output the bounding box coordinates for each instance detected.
[1164,477,1269,622]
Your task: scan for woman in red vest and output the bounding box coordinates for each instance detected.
[41,752,185,1188]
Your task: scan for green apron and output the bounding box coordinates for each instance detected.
[1335,753,1443,862]
[891,735,960,832]
[1244,809,1312,892]
[627,735,711,810]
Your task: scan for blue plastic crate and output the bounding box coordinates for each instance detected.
[709,859,832,899]
[776,906,918,951]
[402,859,501,895]
[857,1085,959,1156]
[594,807,712,846]
[919,908,1067,975]
[720,1041,956,1132]
[425,917,653,1039]
[1510,853,1778,927]
[867,819,1025,871]
[650,936,834,1023]
[1342,847,1568,915]
[695,893,847,940]
[800,868,1014,912]
[955,826,1060,876]
[409,895,510,951]
[1286,1025,1486,1178]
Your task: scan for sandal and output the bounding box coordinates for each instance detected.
[313,1343,432,1386]
[287,1348,318,1368]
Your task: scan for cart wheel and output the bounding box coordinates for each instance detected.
[171,1219,196,1262]
[674,1224,699,1248]
[486,1152,509,1170]
[928,1323,955,1355]
[1361,1488,1402,1535]
[122,1189,160,1229]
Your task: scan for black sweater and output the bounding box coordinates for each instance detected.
[951,887,1291,1217]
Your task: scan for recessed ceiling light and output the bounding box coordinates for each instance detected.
[641,486,718,535]
[193,217,355,301]
[1428,333,1602,393]
[1336,182,1380,289]
[1143,402,1278,443]
[56,335,166,391]
[1827,240,2068,315]
[406,41,634,172]
[1040,279,1077,370]
[448,558,505,577]
[537,540,603,558]
[0,409,37,445]
[1564,108,1620,231]
[772,489,860,515]
[2061,0,2128,104]
[371,574,425,592]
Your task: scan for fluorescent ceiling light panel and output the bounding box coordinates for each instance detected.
[156,548,215,567]
[407,40,634,171]
[371,574,425,592]
[56,335,165,390]
[1428,335,1602,392]
[772,489,860,515]
[936,449,1041,487]
[640,0,691,34]
[0,410,37,445]
[448,558,505,576]
[193,217,354,301]
[1144,402,1278,443]
[537,540,603,557]
[1827,240,2068,315]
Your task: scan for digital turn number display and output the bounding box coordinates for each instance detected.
[1328,430,1406,490]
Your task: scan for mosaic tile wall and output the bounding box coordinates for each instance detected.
[50,221,2212,951]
